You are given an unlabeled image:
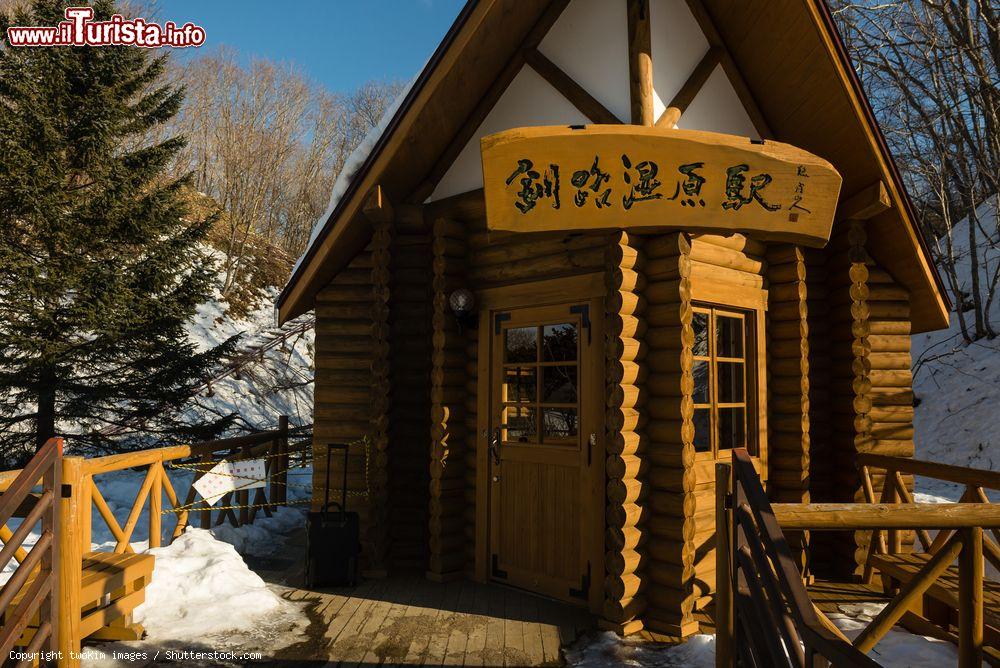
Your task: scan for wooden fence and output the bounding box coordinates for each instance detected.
[717,448,1000,667]
[0,438,61,666]
[0,418,311,666]
[716,448,879,667]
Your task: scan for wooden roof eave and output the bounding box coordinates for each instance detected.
[277,0,552,324]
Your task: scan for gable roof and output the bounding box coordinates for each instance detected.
[277,0,950,334]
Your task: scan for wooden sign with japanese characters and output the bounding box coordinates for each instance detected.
[481,125,843,247]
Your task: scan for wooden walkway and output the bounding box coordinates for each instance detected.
[267,576,593,667]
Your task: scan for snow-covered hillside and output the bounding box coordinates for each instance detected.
[181,284,314,434]
[911,196,1000,501]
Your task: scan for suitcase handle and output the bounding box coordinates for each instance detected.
[324,443,350,522]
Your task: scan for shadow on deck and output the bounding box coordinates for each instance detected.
[247,531,595,667]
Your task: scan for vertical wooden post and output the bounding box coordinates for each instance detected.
[58,456,85,667]
[149,462,162,548]
[958,527,983,667]
[275,415,289,505]
[42,439,62,656]
[715,463,733,668]
[627,0,654,126]
[79,474,92,554]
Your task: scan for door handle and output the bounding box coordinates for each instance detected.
[490,427,502,466]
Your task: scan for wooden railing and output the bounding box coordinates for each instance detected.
[856,453,1000,582]
[0,438,61,665]
[0,418,311,666]
[716,448,879,667]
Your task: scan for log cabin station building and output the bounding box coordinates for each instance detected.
[276,0,950,640]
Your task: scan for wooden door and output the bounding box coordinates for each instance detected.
[487,302,596,604]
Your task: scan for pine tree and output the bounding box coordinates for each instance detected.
[0,0,239,461]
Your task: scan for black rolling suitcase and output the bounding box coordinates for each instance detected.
[305,443,360,588]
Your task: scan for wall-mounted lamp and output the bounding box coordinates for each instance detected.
[448,288,477,331]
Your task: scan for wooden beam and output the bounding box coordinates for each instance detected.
[627,0,654,125]
[684,0,773,138]
[772,503,1000,531]
[838,181,893,222]
[408,0,572,204]
[362,185,394,224]
[656,47,721,128]
[524,49,621,125]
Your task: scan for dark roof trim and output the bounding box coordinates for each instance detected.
[814,0,951,311]
[276,0,480,312]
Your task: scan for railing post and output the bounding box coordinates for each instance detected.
[276,416,289,505]
[715,462,733,668]
[958,526,983,668]
[238,446,250,526]
[58,456,85,667]
[149,462,162,548]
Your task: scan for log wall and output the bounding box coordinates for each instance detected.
[639,232,698,638]
[428,217,470,579]
[387,207,433,571]
[603,231,648,635]
[312,245,383,568]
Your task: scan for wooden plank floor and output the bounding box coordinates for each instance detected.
[269,576,593,667]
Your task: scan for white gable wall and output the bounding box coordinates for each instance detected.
[427,0,762,203]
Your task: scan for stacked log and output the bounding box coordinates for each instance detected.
[640,232,699,638]
[387,207,432,571]
[466,229,607,287]
[313,247,377,565]
[603,231,648,636]
[428,217,469,579]
[824,220,873,576]
[805,249,835,575]
[766,245,810,569]
[366,220,393,574]
[866,266,915,555]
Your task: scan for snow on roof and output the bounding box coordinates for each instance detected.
[288,77,418,281]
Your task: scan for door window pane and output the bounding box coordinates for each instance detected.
[504,405,537,442]
[693,409,712,452]
[504,367,536,403]
[505,327,536,363]
[718,408,745,450]
[542,408,578,442]
[692,311,710,356]
[542,365,577,403]
[717,361,745,403]
[542,323,578,361]
[716,315,744,358]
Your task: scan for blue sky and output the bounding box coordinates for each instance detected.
[164,1,467,93]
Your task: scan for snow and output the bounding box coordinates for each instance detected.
[912,196,1000,485]
[829,603,958,667]
[183,283,315,433]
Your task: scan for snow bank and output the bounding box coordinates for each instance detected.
[829,603,958,667]
[565,631,714,667]
[136,529,289,638]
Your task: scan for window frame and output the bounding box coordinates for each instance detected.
[691,302,761,459]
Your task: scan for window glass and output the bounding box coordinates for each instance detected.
[692,360,710,404]
[542,365,577,403]
[505,327,536,363]
[716,315,744,358]
[693,408,712,452]
[504,367,536,403]
[505,405,537,442]
[542,323,577,361]
[718,407,745,450]
[692,311,710,356]
[543,408,578,442]
[717,361,744,403]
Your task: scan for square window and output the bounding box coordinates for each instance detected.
[542,408,578,443]
[504,366,536,403]
[542,323,578,361]
[505,327,536,363]
[541,365,577,403]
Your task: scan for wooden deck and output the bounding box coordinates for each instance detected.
[266,576,593,667]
